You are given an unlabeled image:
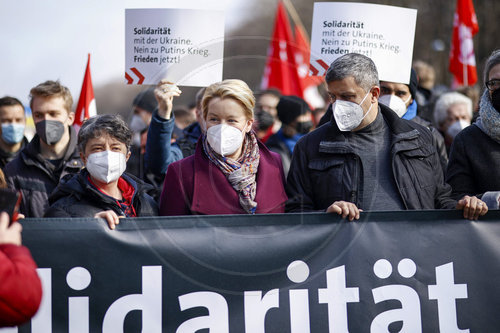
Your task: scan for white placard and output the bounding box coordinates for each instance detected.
[309,2,417,84]
[125,8,224,86]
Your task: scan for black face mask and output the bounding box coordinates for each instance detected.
[256,110,275,131]
[296,121,313,135]
[492,89,500,112]
[36,120,65,145]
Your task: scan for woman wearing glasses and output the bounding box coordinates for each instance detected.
[446,49,500,209]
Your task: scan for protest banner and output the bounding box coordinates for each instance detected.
[309,2,417,84]
[125,8,224,86]
[5,210,500,332]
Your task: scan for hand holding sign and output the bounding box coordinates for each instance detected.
[154,80,182,120]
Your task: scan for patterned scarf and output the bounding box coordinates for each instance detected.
[478,90,500,144]
[202,131,260,214]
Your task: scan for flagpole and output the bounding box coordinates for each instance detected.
[463,62,468,86]
[282,0,308,41]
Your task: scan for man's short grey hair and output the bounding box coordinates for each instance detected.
[433,92,473,127]
[325,53,379,92]
[78,114,133,152]
[483,49,500,85]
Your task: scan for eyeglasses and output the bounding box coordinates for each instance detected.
[486,79,500,91]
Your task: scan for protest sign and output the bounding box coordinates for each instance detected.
[125,8,224,86]
[309,2,417,83]
[6,211,500,332]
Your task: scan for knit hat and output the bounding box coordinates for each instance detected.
[277,96,311,125]
[408,69,418,99]
[132,88,157,113]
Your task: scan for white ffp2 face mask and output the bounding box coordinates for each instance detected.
[129,114,147,132]
[86,150,127,184]
[378,94,411,118]
[206,123,244,157]
[446,119,470,139]
[332,90,373,131]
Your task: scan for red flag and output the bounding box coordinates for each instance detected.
[293,25,323,91]
[74,54,96,130]
[449,0,479,86]
[261,1,304,97]
[293,25,325,108]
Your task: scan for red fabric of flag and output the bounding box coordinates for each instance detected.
[74,54,97,129]
[449,0,479,86]
[293,25,324,91]
[261,1,304,97]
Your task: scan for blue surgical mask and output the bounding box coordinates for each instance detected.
[1,123,25,144]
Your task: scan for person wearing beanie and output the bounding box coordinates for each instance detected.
[266,95,313,176]
[378,69,448,174]
[378,69,419,119]
[130,88,157,134]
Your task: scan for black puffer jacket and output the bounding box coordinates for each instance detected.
[0,137,29,169]
[4,128,83,217]
[44,169,158,218]
[411,115,448,175]
[319,104,449,174]
[286,104,457,212]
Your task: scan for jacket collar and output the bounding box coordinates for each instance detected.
[49,168,144,205]
[321,103,422,152]
[0,136,28,160]
[191,137,285,214]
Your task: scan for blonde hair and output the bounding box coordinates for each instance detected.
[202,79,255,120]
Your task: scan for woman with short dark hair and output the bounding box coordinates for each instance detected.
[44,114,158,228]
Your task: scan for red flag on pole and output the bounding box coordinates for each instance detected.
[293,25,323,91]
[293,25,325,108]
[260,1,304,97]
[74,53,97,130]
[449,0,479,86]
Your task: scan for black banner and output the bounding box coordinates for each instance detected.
[10,210,500,332]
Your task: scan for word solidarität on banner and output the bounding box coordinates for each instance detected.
[13,211,500,332]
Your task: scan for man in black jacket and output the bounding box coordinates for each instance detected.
[44,115,158,228]
[286,53,487,221]
[378,69,448,174]
[4,81,83,217]
[0,96,29,169]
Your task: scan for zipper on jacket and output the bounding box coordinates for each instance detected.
[351,155,360,206]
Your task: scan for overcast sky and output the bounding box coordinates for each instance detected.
[0,0,250,105]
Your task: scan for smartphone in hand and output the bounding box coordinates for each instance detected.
[0,188,22,223]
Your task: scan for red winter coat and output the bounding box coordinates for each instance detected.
[0,244,42,327]
[160,139,288,215]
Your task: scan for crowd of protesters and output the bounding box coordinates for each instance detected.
[1,49,499,326]
[0,50,499,224]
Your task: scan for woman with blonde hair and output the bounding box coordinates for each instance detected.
[159,79,287,215]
